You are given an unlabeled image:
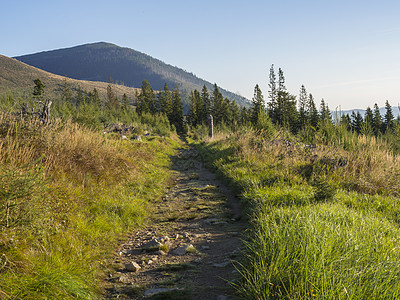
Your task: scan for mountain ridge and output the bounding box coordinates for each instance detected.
[14,42,250,107]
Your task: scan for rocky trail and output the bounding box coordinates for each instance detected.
[103,146,246,299]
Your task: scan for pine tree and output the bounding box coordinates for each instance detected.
[201,85,211,116]
[33,78,45,101]
[364,106,373,126]
[251,84,265,125]
[298,84,308,128]
[212,84,224,125]
[171,85,185,133]
[137,80,155,114]
[308,93,319,128]
[319,99,332,124]
[159,83,173,121]
[372,103,382,135]
[383,100,394,133]
[351,111,364,133]
[76,85,85,106]
[122,93,129,110]
[267,64,277,122]
[106,84,119,110]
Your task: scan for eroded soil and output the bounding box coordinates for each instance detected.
[103,146,245,299]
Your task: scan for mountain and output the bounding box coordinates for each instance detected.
[0,54,139,101]
[14,42,250,107]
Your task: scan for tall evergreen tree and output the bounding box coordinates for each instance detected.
[308,93,319,128]
[33,78,45,101]
[267,64,277,121]
[251,84,265,125]
[319,99,332,124]
[372,103,382,135]
[137,80,155,114]
[106,84,119,110]
[383,100,394,133]
[212,84,224,125]
[171,85,185,133]
[364,106,373,126]
[159,83,173,121]
[298,84,308,128]
[201,85,211,115]
[122,93,129,110]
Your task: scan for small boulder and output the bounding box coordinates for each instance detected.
[125,261,141,272]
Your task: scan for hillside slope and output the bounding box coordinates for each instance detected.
[14,42,250,107]
[0,54,139,100]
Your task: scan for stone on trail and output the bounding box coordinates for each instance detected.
[125,261,141,272]
[172,244,196,256]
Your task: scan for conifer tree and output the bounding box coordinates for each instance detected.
[106,84,119,110]
[364,106,373,126]
[212,84,224,125]
[159,83,173,121]
[298,85,308,128]
[251,84,265,125]
[319,99,332,124]
[171,85,185,133]
[122,93,129,110]
[33,78,45,101]
[372,103,382,135]
[137,80,155,114]
[308,93,319,128]
[267,64,277,121]
[383,100,394,133]
[201,85,211,115]
[76,85,85,106]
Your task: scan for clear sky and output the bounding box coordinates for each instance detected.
[1,0,400,110]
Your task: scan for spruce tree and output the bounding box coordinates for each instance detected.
[137,80,155,114]
[267,64,277,122]
[212,84,224,125]
[372,103,382,135]
[122,93,129,110]
[201,85,211,116]
[383,100,394,133]
[308,94,319,128]
[319,99,332,124]
[298,84,308,128]
[33,78,45,101]
[364,106,373,126]
[251,84,265,125]
[171,85,185,133]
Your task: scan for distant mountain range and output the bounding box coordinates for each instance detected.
[14,42,250,107]
[340,107,400,119]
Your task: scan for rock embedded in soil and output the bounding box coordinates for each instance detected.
[125,261,141,272]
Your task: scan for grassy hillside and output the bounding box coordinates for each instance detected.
[191,125,400,299]
[14,42,250,107]
[0,114,180,298]
[0,54,139,101]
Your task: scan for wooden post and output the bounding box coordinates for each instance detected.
[208,114,213,139]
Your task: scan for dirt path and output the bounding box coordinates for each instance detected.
[103,145,245,299]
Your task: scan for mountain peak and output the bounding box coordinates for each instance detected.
[14,43,250,107]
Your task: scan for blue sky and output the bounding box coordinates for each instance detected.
[1,0,400,110]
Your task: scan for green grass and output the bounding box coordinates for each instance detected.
[191,127,400,299]
[0,115,180,299]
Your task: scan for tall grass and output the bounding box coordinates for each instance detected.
[0,114,179,298]
[192,126,400,299]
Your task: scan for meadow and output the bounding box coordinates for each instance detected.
[191,122,400,299]
[0,114,179,299]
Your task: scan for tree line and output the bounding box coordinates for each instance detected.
[248,64,399,137]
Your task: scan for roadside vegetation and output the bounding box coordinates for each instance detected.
[188,65,400,299]
[0,80,180,298]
